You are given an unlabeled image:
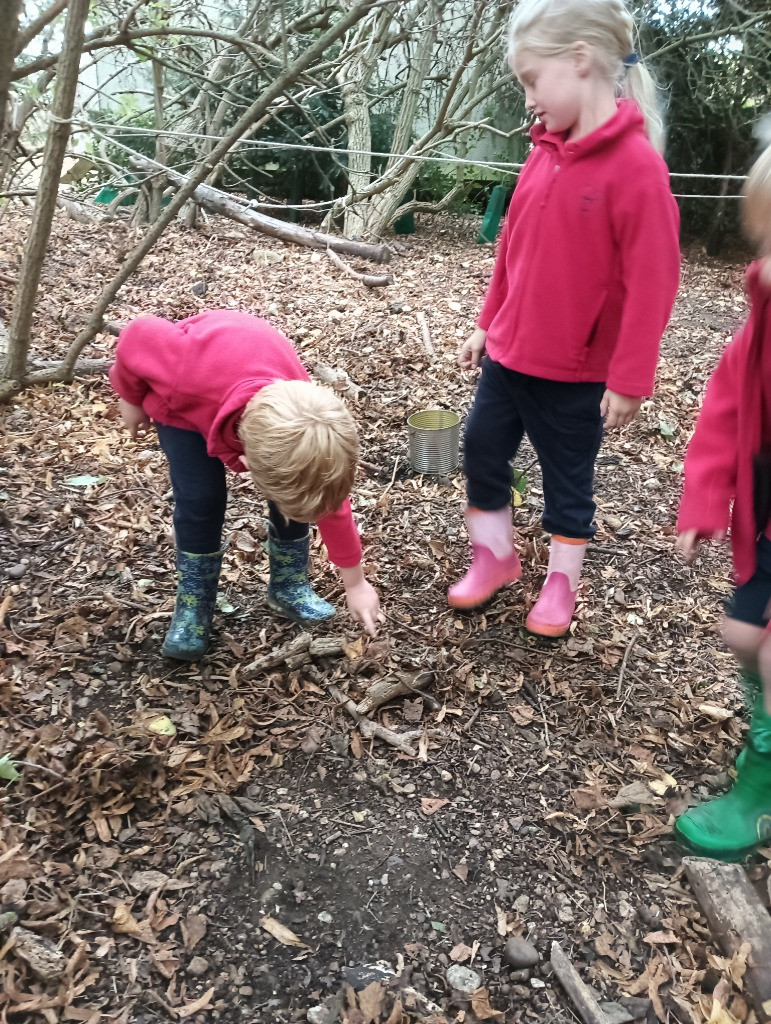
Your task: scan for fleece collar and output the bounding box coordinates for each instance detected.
[530,99,646,160]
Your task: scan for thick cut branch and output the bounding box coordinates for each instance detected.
[130,154,391,263]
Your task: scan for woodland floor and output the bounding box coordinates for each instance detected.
[0,206,764,1024]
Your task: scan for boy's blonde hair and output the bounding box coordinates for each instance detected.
[743,133,771,244]
[507,0,665,153]
[239,380,358,523]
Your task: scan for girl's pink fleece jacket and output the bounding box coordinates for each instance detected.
[109,309,362,568]
[480,101,681,397]
[678,263,771,585]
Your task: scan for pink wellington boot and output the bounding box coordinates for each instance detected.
[526,535,587,637]
[448,506,522,609]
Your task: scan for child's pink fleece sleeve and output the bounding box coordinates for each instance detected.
[108,317,177,407]
[677,337,741,537]
[317,499,362,568]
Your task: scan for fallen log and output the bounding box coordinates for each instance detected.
[130,155,391,265]
[684,857,771,1022]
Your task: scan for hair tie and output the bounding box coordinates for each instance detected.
[622,52,639,67]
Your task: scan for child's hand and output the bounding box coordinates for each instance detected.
[458,327,487,370]
[675,529,702,563]
[600,389,642,428]
[119,398,151,438]
[676,528,725,563]
[345,578,381,637]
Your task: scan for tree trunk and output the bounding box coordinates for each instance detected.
[339,51,374,238]
[2,0,89,385]
[0,0,21,151]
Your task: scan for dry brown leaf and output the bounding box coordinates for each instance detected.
[450,942,474,963]
[571,783,605,810]
[452,862,469,884]
[384,998,405,1024]
[260,915,306,948]
[471,987,504,1020]
[421,797,449,815]
[177,986,215,1018]
[643,931,680,946]
[358,981,386,1023]
[350,729,364,760]
[181,913,208,951]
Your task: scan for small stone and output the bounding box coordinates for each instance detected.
[187,956,209,976]
[599,1002,634,1024]
[6,564,26,579]
[342,964,393,991]
[317,911,333,924]
[446,964,482,994]
[238,986,254,997]
[503,937,540,970]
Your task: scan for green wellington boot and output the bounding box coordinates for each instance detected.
[162,549,224,661]
[266,527,335,624]
[675,673,771,861]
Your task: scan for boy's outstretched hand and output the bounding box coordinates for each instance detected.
[338,564,382,637]
[600,389,642,428]
[345,578,381,637]
[118,398,151,438]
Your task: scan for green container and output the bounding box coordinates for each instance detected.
[94,185,137,207]
[394,209,416,235]
[477,184,509,243]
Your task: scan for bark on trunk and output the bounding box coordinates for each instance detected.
[0,0,21,151]
[2,0,89,384]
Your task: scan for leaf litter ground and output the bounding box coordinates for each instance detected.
[0,207,766,1024]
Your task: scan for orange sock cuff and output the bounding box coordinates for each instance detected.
[552,535,589,546]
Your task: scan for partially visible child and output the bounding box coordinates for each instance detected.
[110,309,380,661]
[675,136,771,861]
[449,0,680,636]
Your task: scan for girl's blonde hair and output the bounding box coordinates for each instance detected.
[507,0,665,153]
[743,128,771,243]
[239,380,358,523]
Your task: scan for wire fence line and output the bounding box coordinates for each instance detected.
[82,118,750,188]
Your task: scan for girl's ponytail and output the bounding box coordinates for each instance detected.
[622,61,665,154]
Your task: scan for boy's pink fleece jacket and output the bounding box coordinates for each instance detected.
[109,309,362,568]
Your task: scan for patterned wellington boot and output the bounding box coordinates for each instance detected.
[267,527,336,623]
[162,549,224,661]
[526,535,587,637]
[675,672,771,861]
[448,506,522,609]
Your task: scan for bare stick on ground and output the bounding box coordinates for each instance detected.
[550,942,611,1024]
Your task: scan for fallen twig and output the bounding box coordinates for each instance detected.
[615,630,639,699]
[550,942,610,1024]
[355,670,435,716]
[327,684,420,756]
[242,633,347,678]
[415,310,436,358]
[325,246,392,288]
